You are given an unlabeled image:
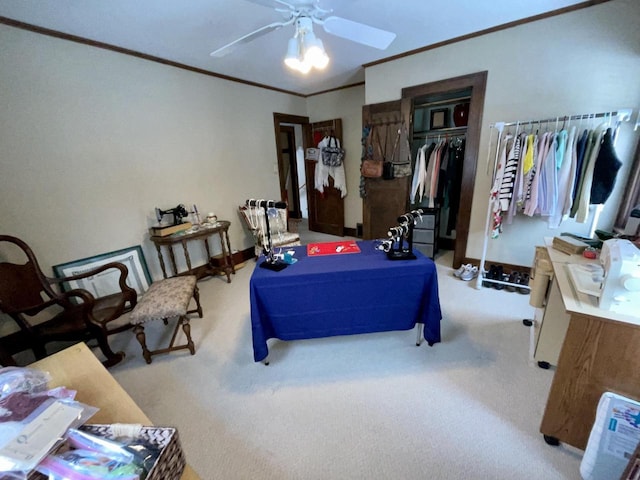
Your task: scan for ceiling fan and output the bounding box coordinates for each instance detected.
[209,0,397,58]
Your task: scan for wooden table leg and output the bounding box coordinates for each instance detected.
[224,229,235,274]
[168,245,178,277]
[180,240,192,274]
[217,231,232,283]
[155,244,168,279]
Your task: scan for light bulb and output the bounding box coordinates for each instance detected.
[304,37,329,70]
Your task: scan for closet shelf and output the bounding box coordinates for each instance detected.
[414,95,471,109]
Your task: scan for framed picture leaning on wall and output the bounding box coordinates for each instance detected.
[53,245,152,297]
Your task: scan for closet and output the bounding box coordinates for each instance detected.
[361,71,487,268]
[410,88,471,258]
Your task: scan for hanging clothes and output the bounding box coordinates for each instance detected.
[524,132,549,216]
[550,126,576,228]
[499,134,520,212]
[490,114,625,223]
[410,143,430,203]
[445,138,465,235]
[590,127,622,204]
[491,134,512,237]
[575,124,607,222]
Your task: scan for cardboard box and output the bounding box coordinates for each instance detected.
[552,236,589,255]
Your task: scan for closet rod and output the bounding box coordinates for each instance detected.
[491,108,632,128]
[422,132,466,140]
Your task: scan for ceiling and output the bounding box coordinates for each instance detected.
[0,0,593,96]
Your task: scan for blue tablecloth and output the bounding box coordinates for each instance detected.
[249,240,442,362]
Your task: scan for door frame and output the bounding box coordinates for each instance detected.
[272,113,311,220]
[401,71,488,268]
[277,125,301,218]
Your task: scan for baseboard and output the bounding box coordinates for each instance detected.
[210,247,256,266]
[345,226,358,238]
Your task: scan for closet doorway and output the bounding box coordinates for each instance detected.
[401,71,487,267]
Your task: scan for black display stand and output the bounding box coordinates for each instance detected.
[385,209,423,260]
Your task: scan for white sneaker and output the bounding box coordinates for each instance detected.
[460,265,478,281]
[453,263,471,278]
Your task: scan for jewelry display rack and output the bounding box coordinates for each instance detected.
[245,199,288,271]
[381,209,424,260]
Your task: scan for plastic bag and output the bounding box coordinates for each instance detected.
[0,367,51,400]
[37,448,142,480]
[0,393,98,474]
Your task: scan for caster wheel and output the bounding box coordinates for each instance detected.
[522,319,533,327]
[416,343,420,346]
[537,361,550,370]
[543,435,560,446]
[428,342,434,347]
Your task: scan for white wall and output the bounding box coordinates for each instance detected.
[365,0,640,266]
[0,25,307,279]
[306,85,366,230]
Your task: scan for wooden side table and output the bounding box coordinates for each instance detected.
[150,221,235,283]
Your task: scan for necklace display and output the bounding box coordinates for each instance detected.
[245,199,289,271]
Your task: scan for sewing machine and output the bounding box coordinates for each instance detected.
[599,238,640,314]
[155,204,189,226]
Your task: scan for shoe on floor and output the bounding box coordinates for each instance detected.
[505,271,521,292]
[493,266,505,290]
[482,264,498,287]
[517,272,530,294]
[454,263,471,278]
[460,265,478,281]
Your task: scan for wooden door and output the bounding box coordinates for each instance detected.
[306,119,344,236]
[362,100,410,239]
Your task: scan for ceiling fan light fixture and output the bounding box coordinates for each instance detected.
[304,37,329,70]
[284,26,329,74]
[284,34,323,74]
[284,37,301,69]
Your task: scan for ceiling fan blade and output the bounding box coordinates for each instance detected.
[243,0,296,10]
[321,16,396,50]
[210,21,288,58]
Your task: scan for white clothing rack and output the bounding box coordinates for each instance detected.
[474,108,632,290]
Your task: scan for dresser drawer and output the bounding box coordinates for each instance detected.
[416,214,436,230]
[414,243,434,259]
[414,228,435,244]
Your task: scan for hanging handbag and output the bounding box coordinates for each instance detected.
[392,125,412,178]
[360,126,383,178]
[361,158,383,178]
[321,136,345,166]
[383,127,401,180]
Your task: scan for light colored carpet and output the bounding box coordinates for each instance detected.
[103,227,584,480]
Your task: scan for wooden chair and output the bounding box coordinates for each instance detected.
[0,235,137,367]
[239,204,301,257]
